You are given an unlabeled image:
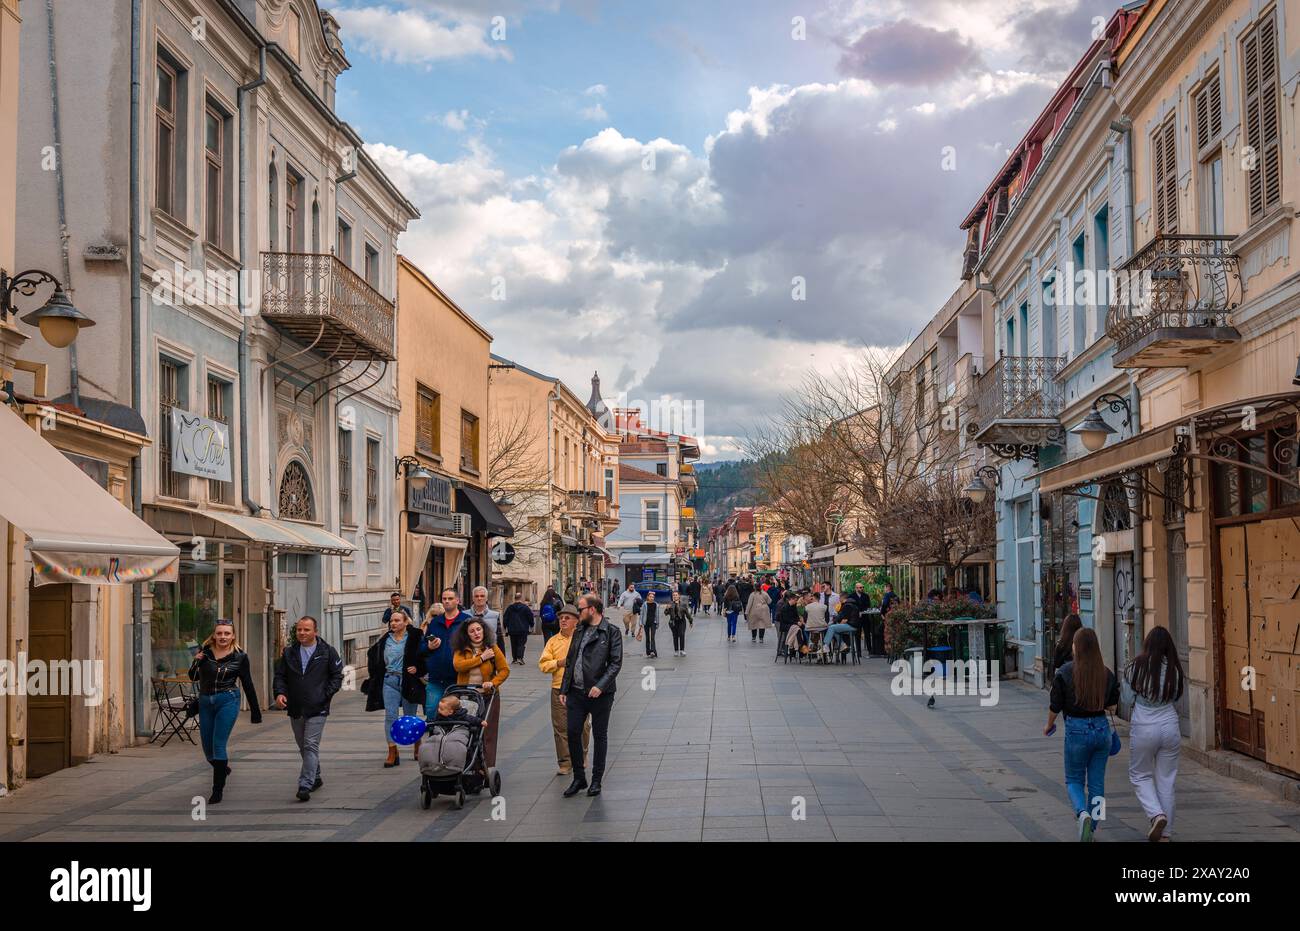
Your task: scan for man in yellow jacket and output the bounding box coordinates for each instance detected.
[538,604,591,776]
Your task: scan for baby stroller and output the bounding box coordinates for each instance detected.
[418,685,502,811]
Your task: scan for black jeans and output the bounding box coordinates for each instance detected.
[644,623,658,655]
[670,622,686,652]
[566,688,612,780]
[750,628,766,641]
[509,632,528,662]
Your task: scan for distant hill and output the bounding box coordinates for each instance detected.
[692,459,760,531]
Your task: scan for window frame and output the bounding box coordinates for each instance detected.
[365,436,381,529]
[205,375,232,505]
[338,427,353,526]
[459,410,480,474]
[415,383,441,458]
[155,54,180,218]
[203,98,231,250]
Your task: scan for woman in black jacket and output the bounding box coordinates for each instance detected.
[364,609,425,767]
[1052,614,1083,677]
[188,619,262,804]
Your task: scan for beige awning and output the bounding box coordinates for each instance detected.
[198,510,355,555]
[1037,422,1181,494]
[0,403,179,585]
[834,547,885,567]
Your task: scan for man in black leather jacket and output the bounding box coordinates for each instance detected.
[559,598,622,798]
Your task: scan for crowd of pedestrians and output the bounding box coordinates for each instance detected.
[186,570,1191,841]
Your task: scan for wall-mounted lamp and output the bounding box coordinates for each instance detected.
[1069,392,1133,453]
[395,455,433,491]
[2,268,94,349]
[961,465,1002,505]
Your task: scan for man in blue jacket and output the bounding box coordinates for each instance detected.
[418,588,472,715]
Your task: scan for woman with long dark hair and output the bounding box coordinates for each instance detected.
[723,582,742,643]
[1126,626,1185,842]
[188,620,262,803]
[1052,614,1083,674]
[452,618,510,767]
[1045,626,1119,841]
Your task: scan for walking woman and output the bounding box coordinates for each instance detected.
[1052,613,1083,677]
[364,608,424,768]
[665,592,693,656]
[1126,626,1185,842]
[641,592,660,658]
[452,618,510,768]
[700,579,714,615]
[723,582,743,643]
[188,619,262,804]
[745,585,772,644]
[1045,627,1119,841]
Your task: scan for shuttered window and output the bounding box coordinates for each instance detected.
[1194,74,1222,156]
[1242,9,1281,224]
[416,384,439,456]
[1152,116,1179,234]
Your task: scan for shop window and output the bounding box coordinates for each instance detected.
[1211,423,1300,517]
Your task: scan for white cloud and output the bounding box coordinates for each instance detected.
[372,69,1055,447]
[442,109,470,131]
[580,103,608,122]
[584,83,608,97]
[333,5,512,64]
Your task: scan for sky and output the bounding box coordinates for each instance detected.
[328,0,1110,459]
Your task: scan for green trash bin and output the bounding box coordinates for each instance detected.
[953,617,974,662]
[985,623,1007,670]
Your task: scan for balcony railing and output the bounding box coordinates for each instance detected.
[261,252,396,361]
[974,355,1065,425]
[565,490,608,517]
[1105,234,1241,367]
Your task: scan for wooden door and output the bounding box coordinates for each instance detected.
[27,584,72,778]
[1219,517,1300,773]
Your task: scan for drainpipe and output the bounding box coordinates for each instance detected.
[237,46,267,518]
[236,47,270,690]
[129,0,146,738]
[546,388,558,591]
[1128,376,1143,702]
[44,0,78,407]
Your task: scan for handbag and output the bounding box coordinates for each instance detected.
[1108,712,1121,756]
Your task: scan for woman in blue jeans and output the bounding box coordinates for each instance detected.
[1045,627,1119,841]
[188,620,262,804]
[364,609,425,767]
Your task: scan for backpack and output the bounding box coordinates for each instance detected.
[541,602,557,623]
[418,724,472,777]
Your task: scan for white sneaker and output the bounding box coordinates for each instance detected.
[1078,812,1094,842]
[680,650,686,656]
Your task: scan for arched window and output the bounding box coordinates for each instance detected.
[311,197,320,252]
[279,460,314,520]
[1100,479,1132,533]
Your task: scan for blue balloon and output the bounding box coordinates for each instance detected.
[390,714,425,746]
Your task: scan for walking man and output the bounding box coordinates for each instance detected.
[560,598,622,797]
[616,582,639,637]
[641,591,660,658]
[418,588,472,714]
[666,591,693,656]
[538,604,590,775]
[503,591,535,665]
[469,585,502,641]
[273,616,344,802]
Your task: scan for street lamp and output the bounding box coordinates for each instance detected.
[2,268,94,349]
[395,455,433,491]
[961,465,1001,505]
[1069,392,1133,453]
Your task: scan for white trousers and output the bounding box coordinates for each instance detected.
[1127,702,1181,833]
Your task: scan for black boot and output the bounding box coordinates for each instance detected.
[209,760,227,804]
[563,774,589,797]
[586,776,602,797]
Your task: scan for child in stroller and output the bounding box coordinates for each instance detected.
[418,686,502,810]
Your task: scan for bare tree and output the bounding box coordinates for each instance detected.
[486,401,553,567]
[748,345,994,588]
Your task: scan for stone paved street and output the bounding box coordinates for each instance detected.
[3,613,1298,843]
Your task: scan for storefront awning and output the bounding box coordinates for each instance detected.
[623,553,671,565]
[456,487,514,537]
[834,547,885,567]
[0,403,179,585]
[1037,423,1181,494]
[401,533,469,600]
[199,510,355,555]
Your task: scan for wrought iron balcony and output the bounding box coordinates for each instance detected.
[565,490,608,517]
[967,355,1066,461]
[260,252,395,361]
[1105,234,1241,368]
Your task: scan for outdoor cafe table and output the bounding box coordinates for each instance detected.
[911,616,1009,665]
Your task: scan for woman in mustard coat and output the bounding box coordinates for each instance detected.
[452,618,510,768]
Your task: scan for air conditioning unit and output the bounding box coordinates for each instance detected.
[451,512,473,536]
